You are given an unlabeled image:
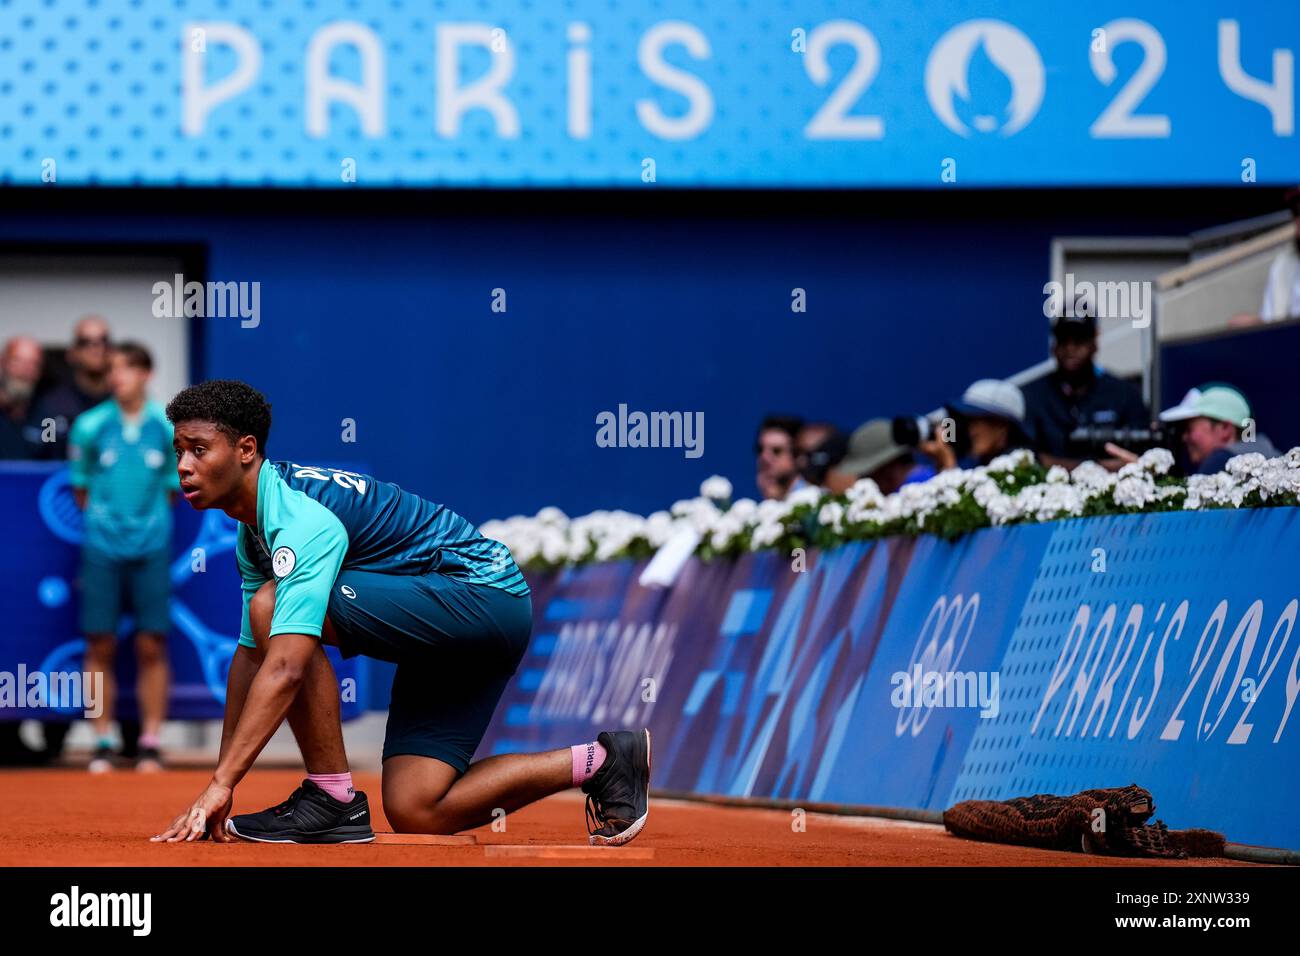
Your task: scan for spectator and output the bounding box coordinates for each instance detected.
[795,422,848,489]
[1259,187,1300,323]
[0,336,44,459]
[1152,384,1278,475]
[70,342,179,772]
[921,379,1030,470]
[1021,311,1149,470]
[827,419,935,495]
[755,414,803,500]
[32,314,113,458]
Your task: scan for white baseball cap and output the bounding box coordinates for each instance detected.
[951,379,1026,424]
[1159,385,1250,427]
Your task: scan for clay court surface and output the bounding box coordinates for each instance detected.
[0,768,1266,867]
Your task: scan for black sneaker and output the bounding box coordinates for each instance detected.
[88,743,115,774]
[135,746,164,773]
[225,779,375,844]
[582,729,651,846]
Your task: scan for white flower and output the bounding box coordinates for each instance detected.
[645,511,677,547]
[478,445,1293,569]
[971,477,1001,508]
[1114,474,1157,508]
[987,449,1035,473]
[536,506,568,526]
[985,493,1019,525]
[1070,460,1115,494]
[1138,447,1175,475]
[710,511,745,551]
[750,520,784,549]
[786,486,823,508]
[1225,453,1267,478]
[686,500,722,535]
[818,501,845,533]
[700,475,733,501]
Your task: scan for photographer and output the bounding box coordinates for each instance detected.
[827,418,933,494]
[1110,384,1278,475]
[1021,312,1149,471]
[795,423,848,491]
[918,379,1031,471]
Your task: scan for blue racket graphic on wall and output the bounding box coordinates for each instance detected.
[36,467,242,704]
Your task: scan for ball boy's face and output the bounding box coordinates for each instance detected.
[172,420,258,510]
[108,352,150,403]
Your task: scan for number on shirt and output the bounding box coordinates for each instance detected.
[292,465,368,496]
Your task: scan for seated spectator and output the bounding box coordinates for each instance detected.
[1021,311,1148,470]
[1153,384,1278,474]
[31,314,113,458]
[755,414,803,500]
[795,423,848,490]
[0,335,45,459]
[827,419,934,495]
[1260,187,1300,323]
[921,379,1031,470]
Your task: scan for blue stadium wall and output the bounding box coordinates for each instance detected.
[0,188,1285,523]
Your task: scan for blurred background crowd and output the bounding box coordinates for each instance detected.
[754,190,1299,502]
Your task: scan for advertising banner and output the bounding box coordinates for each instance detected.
[481,508,1300,849]
[2,1,1296,187]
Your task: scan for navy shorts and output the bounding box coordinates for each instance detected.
[79,546,172,636]
[325,569,532,773]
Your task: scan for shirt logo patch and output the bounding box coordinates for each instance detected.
[272,547,296,578]
[340,585,357,599]
[144,448,166,469]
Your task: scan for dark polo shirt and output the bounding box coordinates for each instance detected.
[1021,369,1149,457]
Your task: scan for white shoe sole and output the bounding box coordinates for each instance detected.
[225,818,376,844]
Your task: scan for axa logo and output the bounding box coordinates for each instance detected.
[925,20,1044,137]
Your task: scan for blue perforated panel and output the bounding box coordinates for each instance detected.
[1,1,1297,186]
[949,509,1300,844]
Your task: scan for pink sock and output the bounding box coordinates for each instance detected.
[139,732,162,750]
[309,771,355,803]
[571,741,607,787]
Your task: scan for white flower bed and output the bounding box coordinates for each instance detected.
[479,447,1300,570]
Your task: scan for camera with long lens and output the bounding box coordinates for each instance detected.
[1065,425,1170,460]
[891,408,970,459]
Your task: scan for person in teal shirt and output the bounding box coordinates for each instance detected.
[152,380,651,849]
[68,342,178,773]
